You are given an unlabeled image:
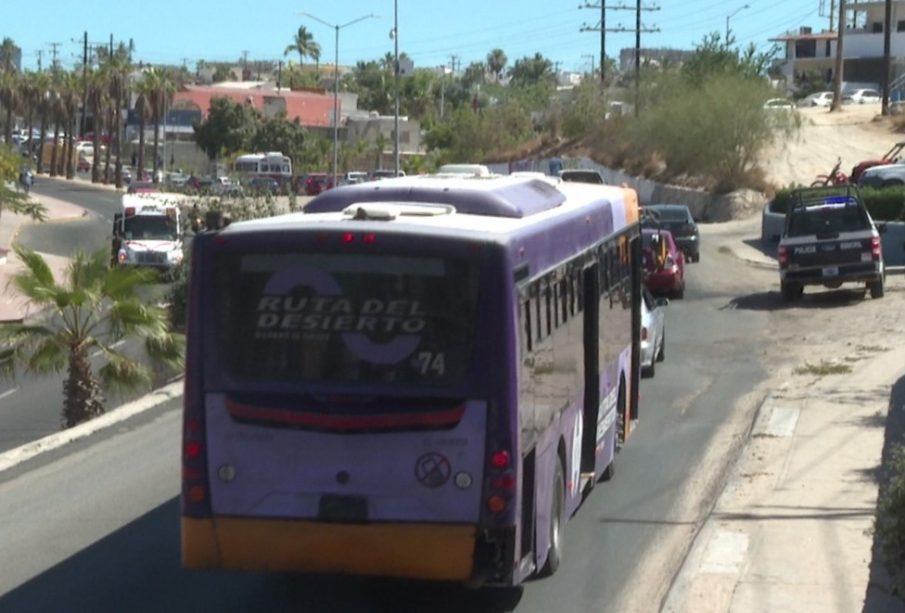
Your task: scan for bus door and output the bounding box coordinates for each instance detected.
[580,263,600,474]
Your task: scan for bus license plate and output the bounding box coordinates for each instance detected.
[318,495,368,522]
[822,266,838,277]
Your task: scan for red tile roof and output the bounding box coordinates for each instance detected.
[173,85,336,127]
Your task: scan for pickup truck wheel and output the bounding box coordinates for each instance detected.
[781,282,803,302]
[869,278,885,299]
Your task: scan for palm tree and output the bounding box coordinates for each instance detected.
[104,49,130,188]
[85,67,108,183]
[59,71,81,179]
[143,67,175,182]
[284,26,320,70]
[0,70,20,146]
[0,38,17,73]
[487,48,508,83]
[133,73,151,180]
[33,72,52,175]
[0,246,185,428]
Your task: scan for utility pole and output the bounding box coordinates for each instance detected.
[449,54,459,74]
[242,50,249,79]
[81,31,88,139]
[882,0,892,115]
[583,53,596,79]
[831,0,846,111]
[36,49,43,72]
[277,60,283,90]
[580,1,607,85]
[49,42,61,72]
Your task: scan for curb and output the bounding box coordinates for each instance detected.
[661,391,775,612]
[0,379,183,475]
[721,245,778,271]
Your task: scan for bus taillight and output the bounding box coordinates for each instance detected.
[491,473,516,490]
[490,450,510,469]
[487,495,507,514]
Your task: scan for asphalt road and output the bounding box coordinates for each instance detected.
[0,214,777,612]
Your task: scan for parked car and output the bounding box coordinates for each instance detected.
[640,287,667,378]
[849,141,905,183]
[305,173,334,195]
[127,181,159,194]
[344,171,369,185]
[763,98,795,110]
[856,163,905,189]
[641,204,700,262]
[165,171,190,188]
[245,177,280,195]
[800,91,834,107]
[371,169,407,179]
[558,169,607,184]
[842,88,881,105]
[642,228,686,298]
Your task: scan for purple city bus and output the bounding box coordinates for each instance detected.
[181,174,642,586]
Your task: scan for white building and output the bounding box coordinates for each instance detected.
[771,1,905,94]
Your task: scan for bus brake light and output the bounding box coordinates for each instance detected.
[490,450,510,469]
[185,441,203,459]
[342,232,355,243]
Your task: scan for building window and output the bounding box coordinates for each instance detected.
[898,20,905,32]
[873,22,884,33]
[795,39,817,59]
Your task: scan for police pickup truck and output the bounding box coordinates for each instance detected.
[778,186,885,301]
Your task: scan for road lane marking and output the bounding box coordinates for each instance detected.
[0,388,18,401]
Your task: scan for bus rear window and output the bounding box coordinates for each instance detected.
[212,251,480,387]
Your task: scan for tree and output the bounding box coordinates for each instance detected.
[133,72,151,180]
[212,64,233,83]
[462,62,486,89]
[143,67,176,181]
[58,70,81,179]
[84,68,107,183]
[0,70,20,146]
[0,38,17,73]
[250,114,307,162]
[509,53,555,88]
[284,26,321,69]
[0,247,184,428]
[193,96,260,164]
[0,147,47,224]
[486,48,508,82]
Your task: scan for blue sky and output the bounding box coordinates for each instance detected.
[5,1,829,73]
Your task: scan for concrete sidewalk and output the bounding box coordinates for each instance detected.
[0,186,92,322]
[663,220,905,613]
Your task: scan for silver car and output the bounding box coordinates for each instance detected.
[641,287,667,378]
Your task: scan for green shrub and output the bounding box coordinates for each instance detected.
[878,444,905,596]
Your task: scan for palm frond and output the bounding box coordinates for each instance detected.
[0,323,57,380]
[25,336,68,375]
[145,331,186,370]
[103,264,158,301]
[9,245,58,304]
[97,352,151,394]
[70,249,116,294]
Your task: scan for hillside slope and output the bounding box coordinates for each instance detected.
[760,104,903,188]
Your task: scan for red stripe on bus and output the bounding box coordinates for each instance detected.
[225,399,466,430]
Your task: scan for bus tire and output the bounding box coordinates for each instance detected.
[538,457,565,577]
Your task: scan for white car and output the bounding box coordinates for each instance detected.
[640,287,667,378]
[763,98,795,111]
[843,88,881,104]
[800,91,834,107]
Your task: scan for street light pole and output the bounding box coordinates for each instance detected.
[299,12,377,187]
[393,0,400,176]
[726,4,750,43]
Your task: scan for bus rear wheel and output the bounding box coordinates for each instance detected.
[538,457,564,577]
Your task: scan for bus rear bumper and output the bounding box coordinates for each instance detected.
[182,517,477,581]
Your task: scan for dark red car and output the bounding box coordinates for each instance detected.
[642,228,685,298]
[304,173,334,196]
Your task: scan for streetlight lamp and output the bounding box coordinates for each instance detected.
[299,11,378,186]
[725,4,750,43]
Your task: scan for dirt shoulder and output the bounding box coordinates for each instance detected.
[760,103,903,189]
